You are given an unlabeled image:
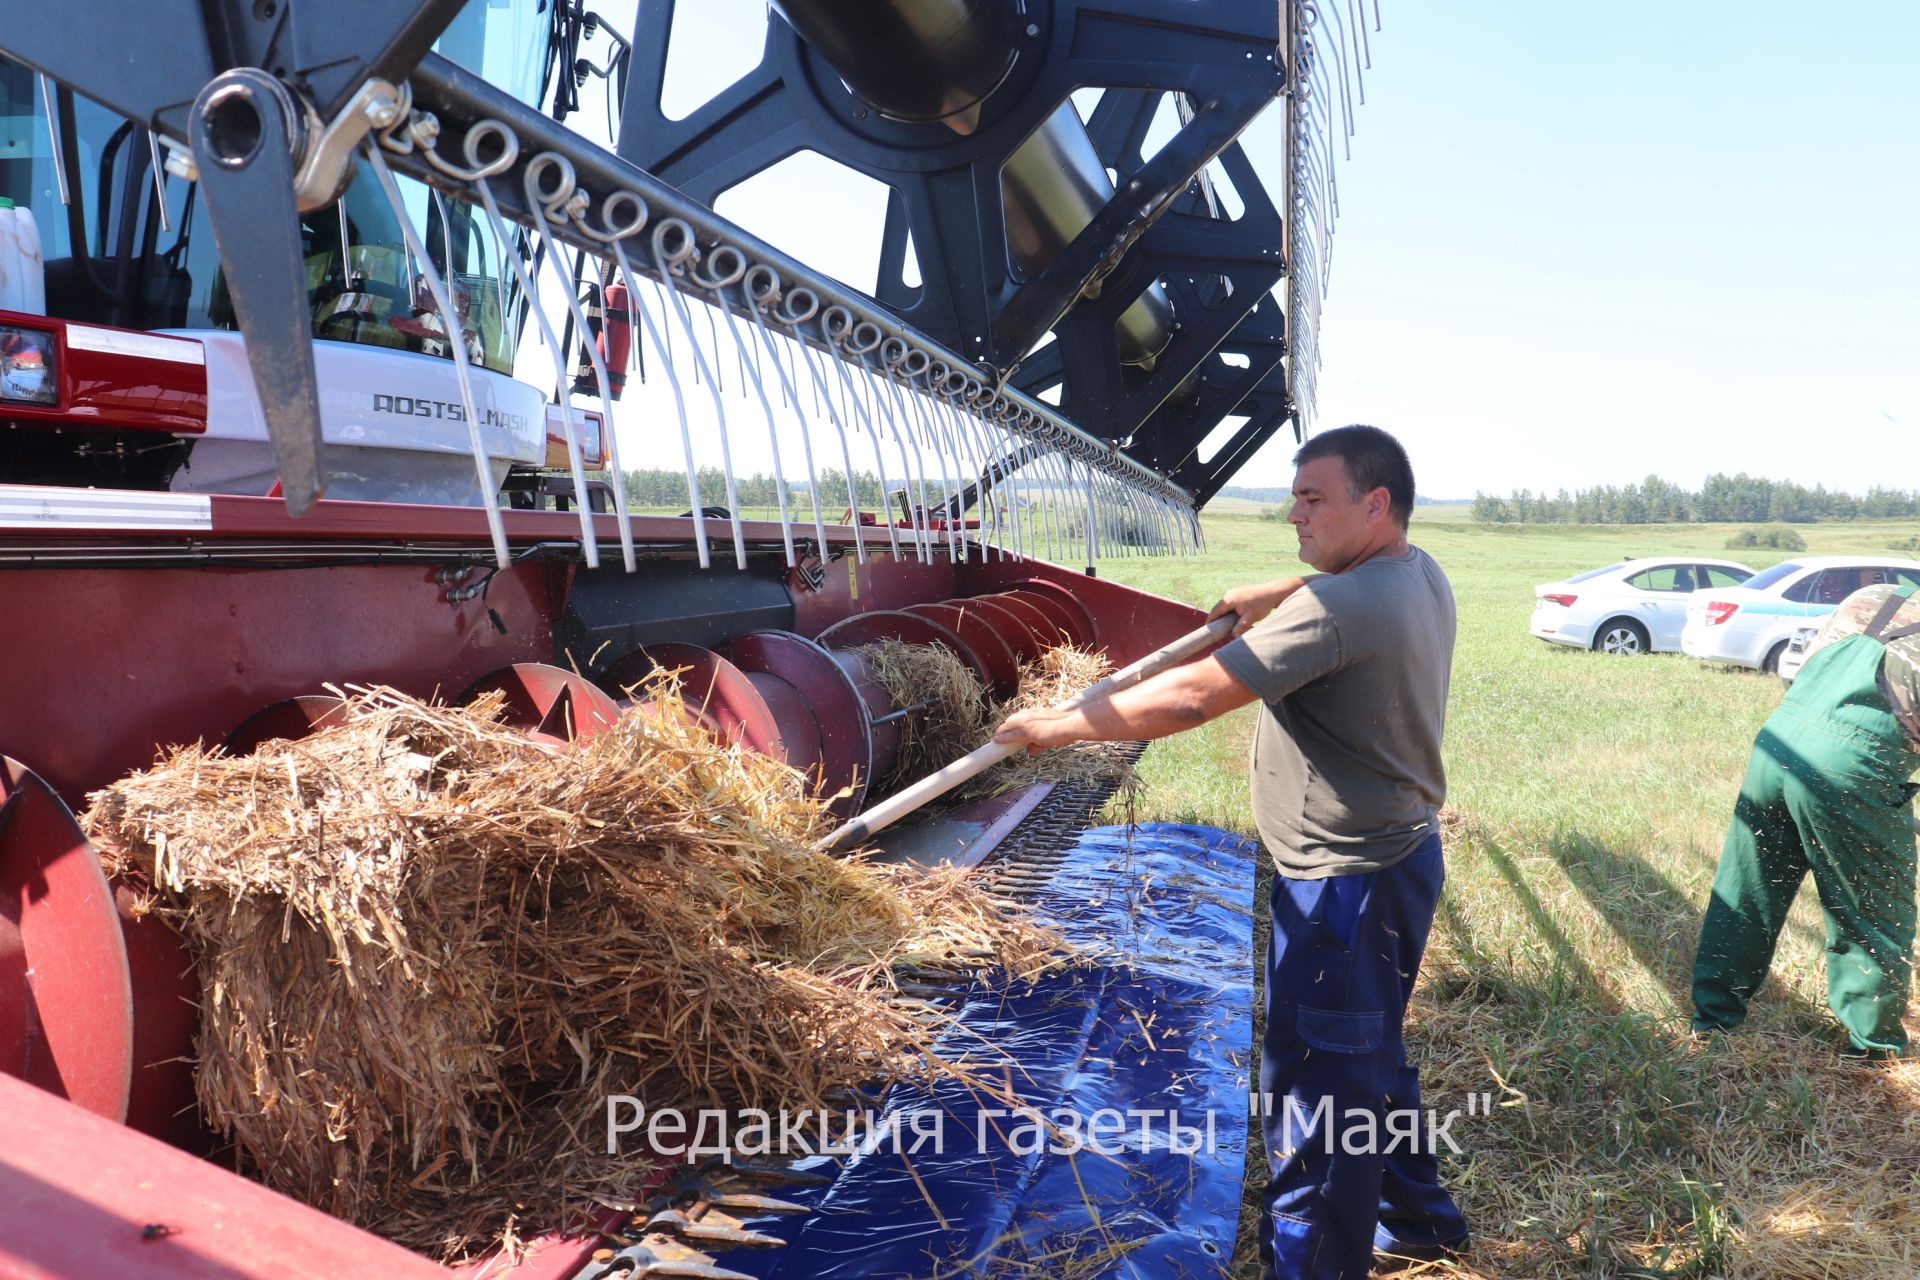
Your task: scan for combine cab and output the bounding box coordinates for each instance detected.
[0,1,1365,1275]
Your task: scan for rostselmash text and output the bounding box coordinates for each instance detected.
[372,393,528,434]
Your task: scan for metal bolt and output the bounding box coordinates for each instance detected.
[1026,23,1039,36]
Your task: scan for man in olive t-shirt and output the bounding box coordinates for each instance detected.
[995,425,1467,1280]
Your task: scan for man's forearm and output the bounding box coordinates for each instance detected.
[1009,659,1258,749]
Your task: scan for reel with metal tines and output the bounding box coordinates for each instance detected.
[337,79,1201,575]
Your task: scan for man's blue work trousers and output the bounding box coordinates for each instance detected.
[1258,833,1467,1279]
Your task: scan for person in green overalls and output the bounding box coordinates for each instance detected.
[1693,582,1920,1060]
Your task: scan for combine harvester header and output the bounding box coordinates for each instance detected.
[0,1,1376,1275]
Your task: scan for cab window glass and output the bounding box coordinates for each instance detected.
[1699,565,1751,589]
[1626,565,1694,593]
[1811,568,1876,606]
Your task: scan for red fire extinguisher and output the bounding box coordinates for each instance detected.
[595,277,633,400]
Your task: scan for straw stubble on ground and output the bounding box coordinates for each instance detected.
[1094,509,1920,1280]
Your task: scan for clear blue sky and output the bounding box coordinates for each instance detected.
[582,1,1918,502]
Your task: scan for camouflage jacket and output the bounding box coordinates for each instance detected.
[1803,585,1920,751]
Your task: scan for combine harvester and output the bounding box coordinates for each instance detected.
[0,1,1370,1275]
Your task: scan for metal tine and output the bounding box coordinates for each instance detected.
[610,241,711,569]
[146,131,171,232]
[791,327,871,565]
[890,352,954,561]
[931,399,967,563]
[864,364,913,560]
[1077,456,1098,568]
[686,244,795,569]
[552,241,638,571]
[1030,436,1057,564]
[470,160,597,567]
[998,406,1031,563]
[1050,448,1078,560]
[714,265,796,568]
[1030,431,1057,564]
[750,297,834,562]
[942,394,994,562]
[1118,477,1140,556]
[893,351,948,559]
[819,311,905,562]
[652,220,748,571]
[36,75,68,205]
[1125,478,1150,557]
[364,146,511,568]
[873,363,931,561]
[908,373,961,562]
[946,395,993,561]
[1046,446,1075,563]
[861,357,928,559]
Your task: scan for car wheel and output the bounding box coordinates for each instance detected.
[1762,640,1789,675]
[1594,618,1650,656]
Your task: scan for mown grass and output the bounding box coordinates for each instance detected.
[1092,512,1920,1280]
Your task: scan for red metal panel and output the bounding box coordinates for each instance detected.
[958,560,1208,668]
[0,758,133,1122]
[0,1071,455,1280]
[0,559,558,807]
[0,312,208,434]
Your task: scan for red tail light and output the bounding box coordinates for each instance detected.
[1704,601,1740,626]
[1542,594,1577,608]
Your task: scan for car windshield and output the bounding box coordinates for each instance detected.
[1567,562,1627,584]
[1742,561,1805,592]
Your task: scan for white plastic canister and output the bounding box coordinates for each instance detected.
[0,196,47,315]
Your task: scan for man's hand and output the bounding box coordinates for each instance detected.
[1208,575,1315,638]
[992,707,1077,756]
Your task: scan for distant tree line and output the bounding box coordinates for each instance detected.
[1470,474,1919,525]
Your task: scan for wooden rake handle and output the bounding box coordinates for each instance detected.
[817,613,1238,851]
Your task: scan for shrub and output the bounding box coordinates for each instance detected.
[1725,525,1806,551]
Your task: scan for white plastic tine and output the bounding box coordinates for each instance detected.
[655,249,747,571]
[716,300,795,568]
[471,173,597,567]
[366,148,510,568]
[793,338,869,565]
[611,242,711,570]
[753,318,831,562]
[555,245,636,571]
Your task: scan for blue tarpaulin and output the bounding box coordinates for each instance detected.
[722,823,1260,1280]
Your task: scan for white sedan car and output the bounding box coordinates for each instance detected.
[1681,555,1920,673]
[1532,558,1755,655]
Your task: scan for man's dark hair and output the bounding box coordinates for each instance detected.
[1293,424,1415,528]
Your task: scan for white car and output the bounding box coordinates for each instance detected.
[1531,557,1756,655]
[1777,624,1819,685]
[1681,555,1920,673]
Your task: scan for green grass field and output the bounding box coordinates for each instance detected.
[1090,513,1920,1280]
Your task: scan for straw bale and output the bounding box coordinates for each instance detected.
[856,640,1139,804]
[86,680,1065,1258]
[855,638,991,788]
[968,646,1141,802]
